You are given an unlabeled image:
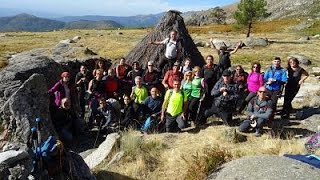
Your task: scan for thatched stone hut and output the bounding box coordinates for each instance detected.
[126,10,205,69]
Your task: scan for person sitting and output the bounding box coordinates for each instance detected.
[130,76,148,105]
[161,80,188,132]
[127,61,144,85]
[141,87,163,133]
[162,62,184,89]
[120,95,140,128]
[142,61,161,92]
[48,71,75,108]
[95,97,116,129]
[51,98,79,148]
[239,86,273,137]
[204,69,238,126]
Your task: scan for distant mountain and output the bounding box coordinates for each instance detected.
[55,13,165,27]
[0,13,65,32]
[65,20,123,29]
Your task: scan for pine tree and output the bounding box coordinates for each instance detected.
[234,0,268,37]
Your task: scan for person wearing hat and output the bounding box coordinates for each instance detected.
[162,61,183,89]
[239,86,273,137]
[203,69,238,126]
[48,71,75,108]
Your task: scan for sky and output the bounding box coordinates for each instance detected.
[1,0,238,17]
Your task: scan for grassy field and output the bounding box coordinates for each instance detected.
[1,19,320,179]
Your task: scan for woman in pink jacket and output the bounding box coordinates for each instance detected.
[238,62,264,113]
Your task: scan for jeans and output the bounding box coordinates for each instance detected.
[239,118,267,132]
[204,103,233,126]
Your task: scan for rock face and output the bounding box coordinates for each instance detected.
[209,155,320,180]
[0,49,62,108]
[1,74,56,144]
[125,10,205,69]
[85,133,120,169]
[301,114,320,132]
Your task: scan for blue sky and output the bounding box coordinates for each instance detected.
[1,0,238,17]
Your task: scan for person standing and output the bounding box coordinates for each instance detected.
[281,57,309,118]
[264,57,287,121]
[161,80,188,132]
[162,62,183,89]
[75,65,92,118]
[150,30,182,71]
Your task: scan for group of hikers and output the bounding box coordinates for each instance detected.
[47,30,309,148]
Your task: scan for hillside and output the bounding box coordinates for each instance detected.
[185,0,320,25]
[55,13,164,27]
[65,20,123,30]
[0,13,65,32]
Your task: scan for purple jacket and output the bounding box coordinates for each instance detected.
[48,80,74,107]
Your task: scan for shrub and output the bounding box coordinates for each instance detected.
[183,146,232,180]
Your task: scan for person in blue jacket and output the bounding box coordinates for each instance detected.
[263,57,287,121]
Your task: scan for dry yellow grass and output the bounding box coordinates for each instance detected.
[99,124,306,180]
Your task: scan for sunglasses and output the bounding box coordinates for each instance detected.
[258,91,267,93]
[148,65,153,66]
[253,66,260,68]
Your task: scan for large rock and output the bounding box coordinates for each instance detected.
[288,54,312,66]
[0,150,29,165]
[1,74,56,145]
[301,114,320,132]
[84,133,120,169]
[0,49,62,107]
[312,67,320,76]
[210,39,232,50]
[209,155,320,180]
[243,37,268,47]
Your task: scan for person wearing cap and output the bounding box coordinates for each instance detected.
[162,61,184,89]
[48,71,75,108]
[203,69,238,126]
[142,61,161,92]
[239,86,273,137]
[209,38,242,74]
[150,30,183,71]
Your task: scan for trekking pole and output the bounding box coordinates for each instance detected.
[36,118,46,180]
[93,117,104,148]
[195,100,202,123]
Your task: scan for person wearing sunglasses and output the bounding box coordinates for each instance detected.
[239,86,273,137]
[238,62,264,113]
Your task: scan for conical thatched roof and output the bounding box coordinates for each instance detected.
[126,10,205,69]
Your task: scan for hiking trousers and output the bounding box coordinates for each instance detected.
[204,103,233,126]
[239,118,267,132]
[165,113,185,132]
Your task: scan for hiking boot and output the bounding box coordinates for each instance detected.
[255,129,261,137]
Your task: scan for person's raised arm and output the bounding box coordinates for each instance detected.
[230,41,242,55]
[210,37,220,55]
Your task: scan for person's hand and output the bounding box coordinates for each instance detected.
[250,115,255,120]
[149,41,153,45]
[164,83,169,88]
[220,87,226,92]
[237,41,243,48]
[160,114,165,123]
[222,91,228,96]
[298,79,305,85]
[210,37,214,42]
[267,78,274,84]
